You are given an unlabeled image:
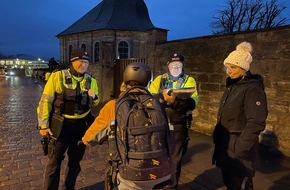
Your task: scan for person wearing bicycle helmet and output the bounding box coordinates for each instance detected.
[81,62,174,190]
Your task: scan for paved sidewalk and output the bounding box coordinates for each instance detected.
[0,76,290,190]
[174,131,290,190]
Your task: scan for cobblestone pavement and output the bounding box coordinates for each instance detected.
[0,76,290,190]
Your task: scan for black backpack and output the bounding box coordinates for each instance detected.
[112,85,173,181]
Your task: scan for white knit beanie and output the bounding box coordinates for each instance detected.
[224,42,253,71]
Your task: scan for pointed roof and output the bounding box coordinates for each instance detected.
[57,0,159,36]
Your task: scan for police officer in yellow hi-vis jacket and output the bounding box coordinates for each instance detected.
[37,48,99,190]
[150,53,199,189]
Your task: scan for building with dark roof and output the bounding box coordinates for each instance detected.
[57,0,156,35]
[56,0,168,101]
[57,0,167,66]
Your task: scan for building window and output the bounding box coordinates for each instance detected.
[68,45,73,62]
[118,41,129,59]
[94,42,100,63]
[81,44,86,51]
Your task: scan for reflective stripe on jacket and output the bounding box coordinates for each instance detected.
[37,69,99,129]
[149,73,199,104]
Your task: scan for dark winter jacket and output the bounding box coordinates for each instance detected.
[212,71,268,176]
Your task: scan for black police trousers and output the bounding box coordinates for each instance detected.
[43,115,92,190]
[171,123,190,189]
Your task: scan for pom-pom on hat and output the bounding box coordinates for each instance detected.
[70,48,90,62]
[224,42,253,71]
[167,53,184,65]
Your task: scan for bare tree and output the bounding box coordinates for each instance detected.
[211,0,287,34]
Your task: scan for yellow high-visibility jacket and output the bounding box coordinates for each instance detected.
[37,69,99,129]
[150,73,199,104]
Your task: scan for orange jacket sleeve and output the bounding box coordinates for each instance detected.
[82,99,116,145]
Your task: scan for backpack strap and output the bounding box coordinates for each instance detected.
[119,85,151,99]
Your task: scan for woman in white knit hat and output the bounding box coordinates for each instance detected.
[212,42,268,190]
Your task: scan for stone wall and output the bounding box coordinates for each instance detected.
[66,25,290,156]
[59,29,162,102]
[149,25,290,156]
[59,29,167,65]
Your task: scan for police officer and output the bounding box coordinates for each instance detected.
[150,53,199,189]
[37,48,99,190]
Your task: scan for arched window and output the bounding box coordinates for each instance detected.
[118,41,129,59]
[68,45,73,62]
[94,42,100,63]
[81,44,86,51]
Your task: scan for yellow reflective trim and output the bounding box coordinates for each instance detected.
[63,110,90,119]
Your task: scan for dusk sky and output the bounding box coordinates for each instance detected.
[0,0,289,60]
